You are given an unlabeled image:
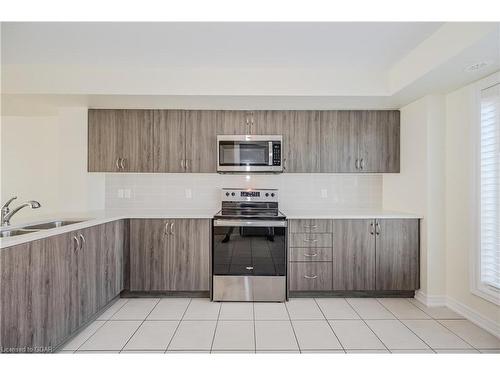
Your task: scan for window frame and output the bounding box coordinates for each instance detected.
[471,71,500,305]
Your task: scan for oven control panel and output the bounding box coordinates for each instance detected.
[221,188,278,202]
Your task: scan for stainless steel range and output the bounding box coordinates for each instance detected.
[212,188,287,302]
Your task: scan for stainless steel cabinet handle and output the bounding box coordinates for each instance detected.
[360,158,364,170]
[180,159,185,170]
[303,237,318,242]
[120,158,126,170]
[116,158,121,170]
[185,159,190,171]
[79,234,85,250]
[170,222,174,235]
[303,253,318,257]
[164,222,169,236]
[304,275,318,279]
[355,158,359,170]
[376,221,381,235]
[72,236,80,252]
[370,221,374,235]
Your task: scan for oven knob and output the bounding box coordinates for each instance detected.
[231,192,235,196]
[265,193,269,197]
[271,193,275,197]
[225,192,230,196]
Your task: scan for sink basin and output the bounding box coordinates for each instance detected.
[0,229,38,238]
[22,220,84,230]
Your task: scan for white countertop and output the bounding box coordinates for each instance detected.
[1,208,421,249]
[0,209,216,249]
[282,209,422,220]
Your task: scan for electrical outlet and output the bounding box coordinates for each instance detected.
[321,189,328,198]
[185,188,192,199]
[124,189,131,199]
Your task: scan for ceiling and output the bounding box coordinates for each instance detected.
[1,22,499,112]
[2,22,442,70]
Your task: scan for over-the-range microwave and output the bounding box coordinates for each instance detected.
[217,135,283,173]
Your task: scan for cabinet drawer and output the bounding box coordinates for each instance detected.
[289,233,332,247]
[289,262,332,291]
[289,219,332,233]
[289,247,332,262]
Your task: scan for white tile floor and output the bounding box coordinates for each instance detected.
[59,297,500,354]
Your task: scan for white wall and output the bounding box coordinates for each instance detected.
[445,77,500,326]
[383,95,446,300]
[0,108,105,223]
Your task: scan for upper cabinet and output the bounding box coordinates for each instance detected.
[88,109,154,172]
[320,110,400,173]
[283,111,321,173]
[88,109,400,174]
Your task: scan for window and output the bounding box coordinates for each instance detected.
[477,81,500,302]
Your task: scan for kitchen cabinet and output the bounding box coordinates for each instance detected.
[167,219,210,291]
[88,109,154,172]
[0,222,125,352]
[331,219,375,291]
[250,110,288,135]
[185,110,220,173]
[289,262,332,291]
[97,220,125,309]
[153,110,185,173]
[320,110,400,173]
[129,218,210,292]
[283,111,321,173]
[219,111,252,135]
[375,219,419,290]
[287,218,419,294]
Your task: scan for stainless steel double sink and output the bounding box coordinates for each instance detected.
[0,220,85,238]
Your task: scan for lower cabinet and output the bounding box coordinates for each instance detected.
[129,219,210,292]
[288,218,420,294]
[0,221,124,352]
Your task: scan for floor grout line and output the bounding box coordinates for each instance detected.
[314,298,346,353]
[118,298,161,353]
[432,318,480,350]
[284,301,302,353]
[164,298,193,353]
[252,302,257,354]
[209,301,222,353]
[71,299,132,352]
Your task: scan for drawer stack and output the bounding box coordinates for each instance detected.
[288,219,333,291]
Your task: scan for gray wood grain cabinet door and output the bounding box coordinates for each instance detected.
[153,110,186,172]
[88,109,120,172]
[129,219,170,291]
[168,219,210,291]
[358,110,400,173]
[331,219,376,290]
[185,110,220,173]
[219,111,251,135]
[251,110,288,135]
[320,111,359,172]
[77,226,99,324]
[88,109,154,172]
[283,111,321,172]
[0,234,75,352]
[97,220,124,308]
[375,219,419,290]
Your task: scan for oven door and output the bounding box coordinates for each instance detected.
[217,135,282,172]
[212,219,287,277]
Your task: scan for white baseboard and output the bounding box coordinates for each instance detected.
[414,290,446,307]
[446,296,500,339]
[415,290,500,339]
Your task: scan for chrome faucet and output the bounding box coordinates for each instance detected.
[1,196,41,226]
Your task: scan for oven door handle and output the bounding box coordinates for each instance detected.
[213,219,287,227]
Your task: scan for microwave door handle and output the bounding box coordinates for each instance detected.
[268,142,273,166]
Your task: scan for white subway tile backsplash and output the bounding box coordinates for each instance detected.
[105,174,382,211]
